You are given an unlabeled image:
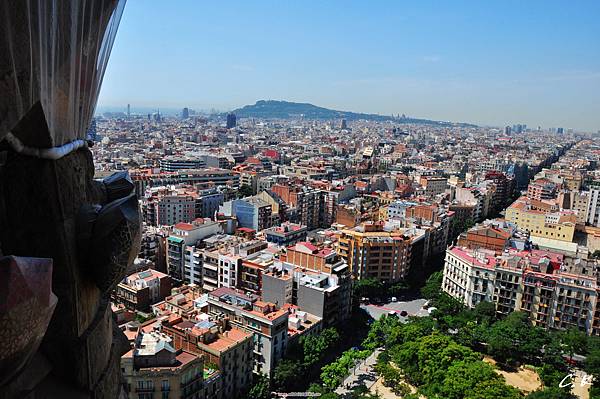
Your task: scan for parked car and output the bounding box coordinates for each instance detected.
[391,296,398,302]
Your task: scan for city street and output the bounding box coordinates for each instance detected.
[361,298,429,321]
[335,349,382,397]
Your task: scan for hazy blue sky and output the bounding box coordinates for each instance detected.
[98,0,600,131]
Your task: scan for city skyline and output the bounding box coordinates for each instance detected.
[98,0,600,131]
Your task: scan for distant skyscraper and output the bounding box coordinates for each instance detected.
[226,113,237,129]
[504,126,512,135]
[557,127,564,134]
[182,107,189,119]
[86,118,97,141]
[341,119,347,129]
[512,124,524,134]
[127,103,130,119]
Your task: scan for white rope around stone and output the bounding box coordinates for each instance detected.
[4,133,87,160]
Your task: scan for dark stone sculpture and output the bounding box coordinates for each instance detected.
[1,0,130,396]
[0,256,57,386]
[87,194,142,292]
[0,148,135,398]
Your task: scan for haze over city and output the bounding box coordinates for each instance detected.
[99,0,600,131]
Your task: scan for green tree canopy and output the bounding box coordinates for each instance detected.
[421,271,443,300]
[272,359,304,391]
[246,374,271,399]
[300,327,340,366]
[436,360,507,399]
[526,387,577,399]
[486,311,549,365]
[473,301,497,324]
[353,278,384,299]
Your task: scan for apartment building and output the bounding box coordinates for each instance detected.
[337,222,411,282]
[442,246,598,334]
[113,269,172,312]
[455,185,494,222]
[419,176,448,197]
[121,331,221,399]
[185,238,269,294]
[255,190,289,223]
[284,241,342,274]
[588,188,600,227]
[159,156,206,172]
[207,288,289,375]
[262,260,352,326]
[456,221,515,254]
[505,197,576,242]
[161,315,253,398]
[166,219,222,282]
[484,170,515,215]
[239,171,259,194]
[385,200,419,220]
[152,285,203,319]
[139,227,167,272]
[271,184,326,230]
[527,178,558,202]
[237,248,275,296]
[220,197,273,231]
[264,222,307,246]
[131,168,239,197]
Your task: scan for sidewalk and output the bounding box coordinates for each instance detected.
[335,348,382,396]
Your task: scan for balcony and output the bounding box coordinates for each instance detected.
[135,387,155,393]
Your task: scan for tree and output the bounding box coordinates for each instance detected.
[390,333,480,387]
[437,360,505,399]
[392,382,411,396]
[246,374,271,399]
[560,327,588,357]
[431,292,464,316]
[362,314,404,350]
[273,359,304,391]
[351,385,382,399]
[301,327,339,366]
[321,349,369,391]
[539,339,570,389]
[237,184,254,198]
[526,387,577,399]
[584,349,600,384]
[421,271,443,300]
[353,278,383,299]
[135,313,152,323]
[486,311,549,365]
[388,281,408,297]
[375,361,402,387]
[466,378,523,399]
[473,301,497,324]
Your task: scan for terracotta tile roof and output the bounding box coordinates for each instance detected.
[174,222,194,231]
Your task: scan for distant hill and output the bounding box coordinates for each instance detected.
[230,100,476,127]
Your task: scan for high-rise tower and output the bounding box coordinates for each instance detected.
[226,113,236,129]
